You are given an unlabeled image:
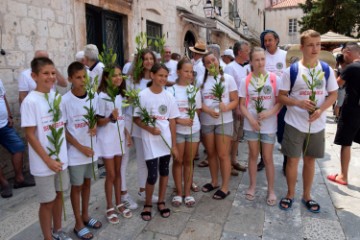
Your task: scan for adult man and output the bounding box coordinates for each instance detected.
[224,41,251,176]
[84,44,105,85]
[189,40,208,88]
[0,79,34,198]
[18,50,67,104]
[328,42,360,186]
[278,30,338,212]
[163,46,178,84]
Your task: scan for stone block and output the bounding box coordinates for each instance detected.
[37,20,49,37]
[2,33,15,50]
[136,231,178,240]
[3,14,21,35]
[146,211,191,236]
[48,22,64,38]
[303,217,345,240]
[8,1,27,17]
[55,10,66,24]
[20,18,36,36]
[27,5,42,19]
[4,51,25,68]
[178,218,222,240]
[34,37,48,51]
[221,231,261,240]
[192,195,232,224]
[41,7,55,21]
[16,35,34,51]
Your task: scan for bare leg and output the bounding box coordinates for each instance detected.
[184,141,197,197]
[52,191,63,232]
[202,133,218,187]
[262,143,276,198]
[246,141,259,195]
[173,142,185,196]
[285,157,300,199]
[12,152,25,183]
[39,201,55,240]
[338,146,351,182]
[302,156,316,201]
[215,134,232,193]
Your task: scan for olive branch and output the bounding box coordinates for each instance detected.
[133,32,148,82]
[83,74,98,180]
[44,92,66,221]
[302,68,325,156]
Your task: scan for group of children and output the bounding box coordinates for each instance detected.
[20,29,338,240]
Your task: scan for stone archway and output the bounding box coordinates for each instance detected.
[184,31,196,59]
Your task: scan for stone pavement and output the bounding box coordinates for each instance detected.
[1,110,359,240]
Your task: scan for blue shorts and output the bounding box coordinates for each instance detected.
[201,122,233,137]
[0,125,25,154]
[244,130,276,144]
[176,131,200,143]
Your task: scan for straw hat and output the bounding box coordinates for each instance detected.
[189,40,208,55]
[286,44,336,68]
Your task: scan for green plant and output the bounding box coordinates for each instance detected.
[154,34,166,63]
[83,74,98,180]
[302,68,325,156]
[123,88,141,134]
[133,32,148,82]
[44,92,66,221]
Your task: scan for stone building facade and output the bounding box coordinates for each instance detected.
[0,0,265,178]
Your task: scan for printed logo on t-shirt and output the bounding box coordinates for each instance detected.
[315,79,324,89]
[158,105,168,115]
[276,62,283,70]
[263,85,272,95]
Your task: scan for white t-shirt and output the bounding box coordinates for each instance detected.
[96,92,126,158]
[265,48,287,77]
[89,61,105,86]
[21,91,68,177]
[18,69,37,92]
[165,59,178,83]
[224,61,251,91]
[134,88,180,160]
[127,77,151,138]
[239,72,279,134]
[122,62,132,75]
[0,80,8,128]
[280,61,338,133]
[200,73,238,125]
[193,58,205,88]
[62,91,98,166]
[167,84,201,135]
[220,59,227,69]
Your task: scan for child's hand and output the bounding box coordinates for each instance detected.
[249,117,260,132]
[171,146,179,161]
[258,111,270,121]
[219,102,227,112]
[178,118,193,127]
[112,108,119,120]
[88,126,97,136]
[209,109,220,118]
[150,127,161,135]
[46,157,64,173]
[80,146,94,157]
[126,135,133,147]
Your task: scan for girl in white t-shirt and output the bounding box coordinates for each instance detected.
[239,47,282,206]
[134,63,180,221]
[167,58,201,207]
[200,52,239,200]
[96,66,132,224]
[126,49,158,203]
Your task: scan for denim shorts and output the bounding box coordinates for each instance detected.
[0,125,25,154]
[244,130,276,144]
[176,131,200,143]
[201,122,233,137]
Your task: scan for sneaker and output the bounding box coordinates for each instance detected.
[121,193,139,210]
[52,230,73,240]
[138,191,159,203]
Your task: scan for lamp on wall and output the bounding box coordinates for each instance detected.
[203,0,214,18]
[233,14,241,28]
[243,23,249,36]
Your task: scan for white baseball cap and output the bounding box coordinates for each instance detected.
[222,49,235,59]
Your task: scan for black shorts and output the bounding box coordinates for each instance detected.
[334,109,360,146]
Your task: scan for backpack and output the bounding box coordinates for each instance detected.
[245,72,277,107]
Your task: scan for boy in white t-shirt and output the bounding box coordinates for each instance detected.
[278,30,338,213]
[63,62,102,239]
[21,57,72,240]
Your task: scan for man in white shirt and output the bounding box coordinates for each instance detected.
[189,41,208,88]
[84,44,105,86]
[221,49,235,68]
[224,41,251,176]
[163,46,178,85]
[278,30,338,212]
[18,50,67,104]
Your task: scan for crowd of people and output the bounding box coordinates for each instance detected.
[1,28,360,240]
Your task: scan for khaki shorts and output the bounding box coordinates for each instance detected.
[34,169,70,203]
[232,114,244,141]
[68,163,94,186]
[281,123,325,158]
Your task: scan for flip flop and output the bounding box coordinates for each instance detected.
[172,196,182,207]
[84,218,102,229]
[266,193,277,206]
[302,199,320,213]
[245,193,255,201]
[213,190,230,200]
[279,197,293,211]
[327,174,347,185]
[184,196,196,207]
[191,183,200,192]
[73,227,93,240]
[201,183,219,193]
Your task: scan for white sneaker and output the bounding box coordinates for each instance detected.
[138,191,159,203]
[121,193,138,210]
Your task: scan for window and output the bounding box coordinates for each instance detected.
[288,18,297,35]
[146,21,162,52]
[228,1,235,21]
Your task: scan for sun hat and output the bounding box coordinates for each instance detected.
[189,40,208,55]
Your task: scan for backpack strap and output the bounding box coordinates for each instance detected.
[289,61,298,95]
[245,72,252,107]
[320,61,330,88]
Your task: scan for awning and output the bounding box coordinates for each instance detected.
[177,7,216,29]
[213,20,241,41]
[321,31,359,43]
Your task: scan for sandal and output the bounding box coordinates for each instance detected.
[279,197,293,211]
[213,190,230,200]
[302,199,320,213]
[191,183,200,192]
[157,202,170,218]
[266,193,277,206]
[245,190,255,201]
[172,196,182,207]
[184,196,196,207]
[84,218,102,229]
[73,227,93,240]
[197,160,209,168]
[106,208,119,224]
[115,204,132,218]
[202,183,219,193]
[141,205,152,221]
